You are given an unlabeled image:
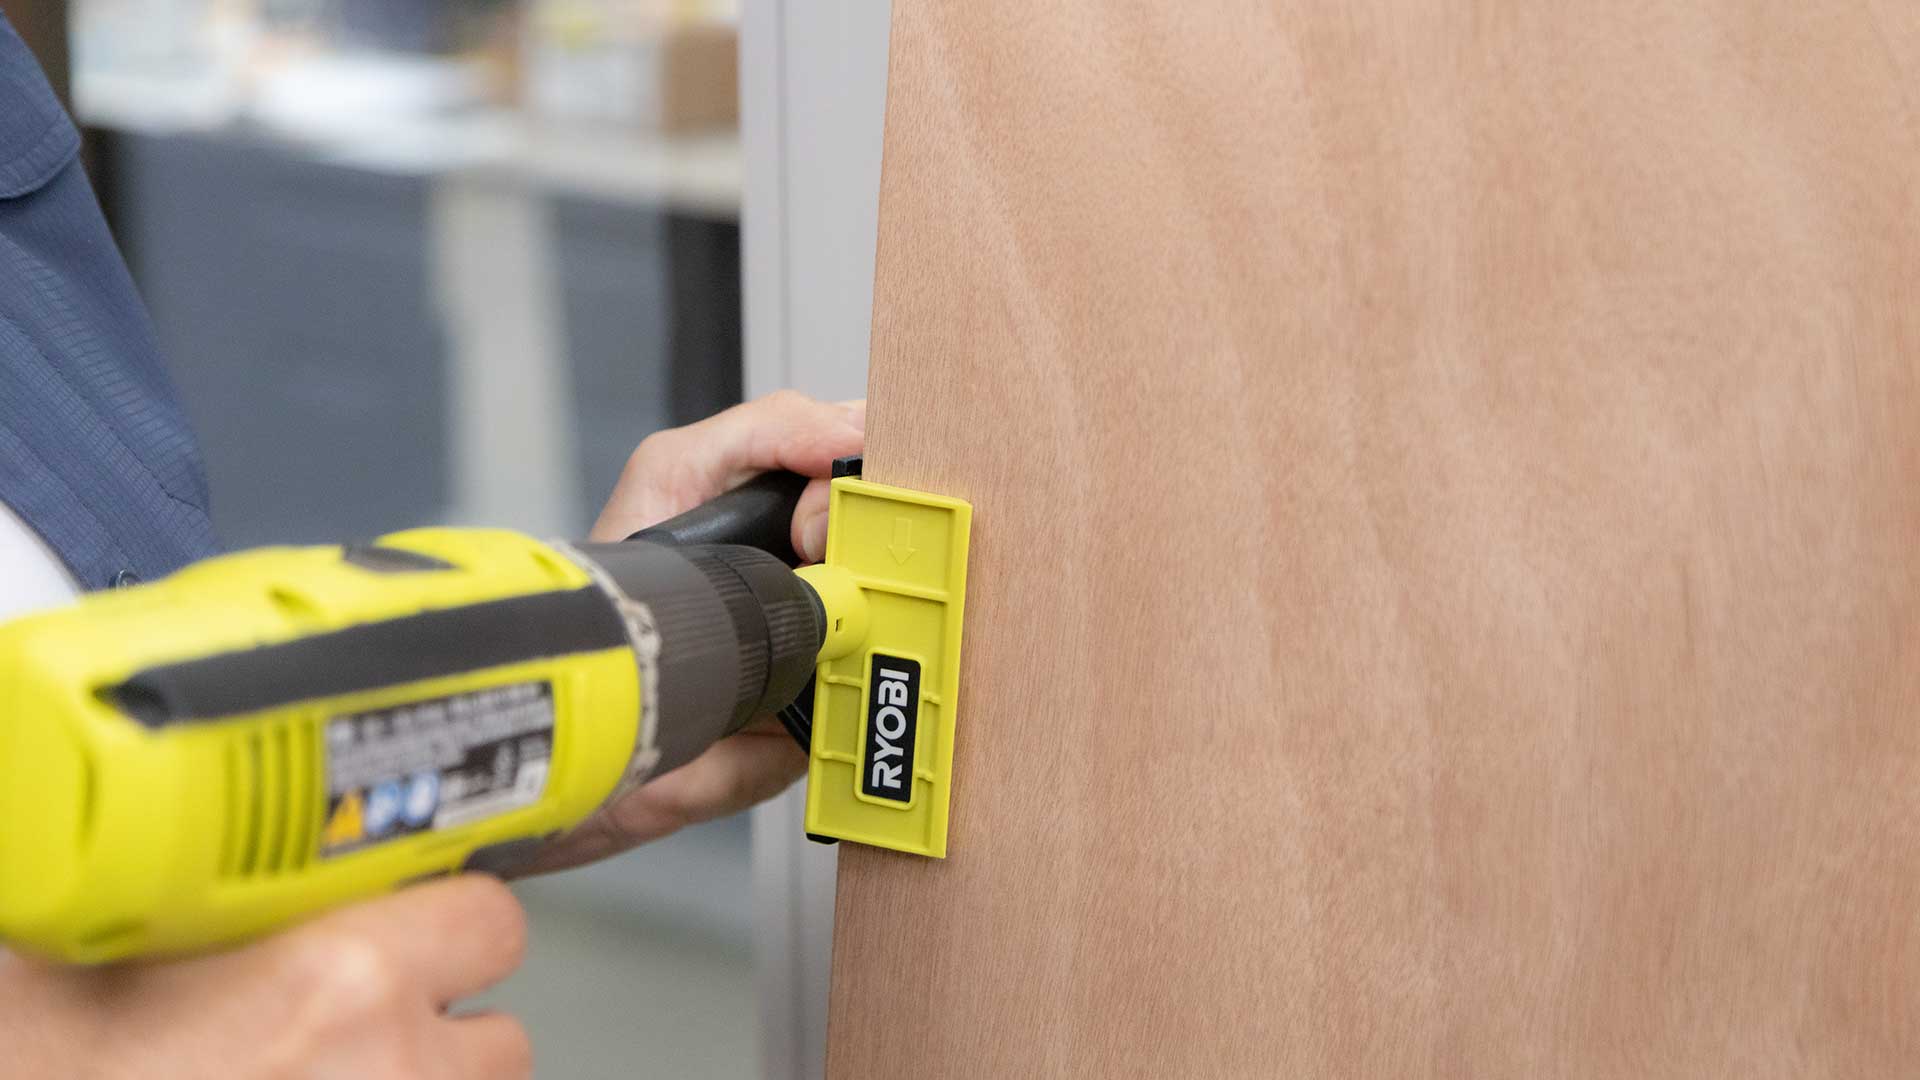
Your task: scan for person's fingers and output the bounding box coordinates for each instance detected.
[792,477,833,563]
[438,1011,534,1080]
[703,390,866,487]
[519,719,805,875]
[308,875,528,1005]
[838,398,867,433]
[606,727,808,841]
[590,393,864,542]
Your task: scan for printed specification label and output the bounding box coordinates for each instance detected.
[320,682,554,857]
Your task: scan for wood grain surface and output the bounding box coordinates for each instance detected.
[828,4,1920,1076]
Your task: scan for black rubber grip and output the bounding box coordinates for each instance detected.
[109,588,629,727]
[628,471,810,566]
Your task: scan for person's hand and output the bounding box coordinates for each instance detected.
[0,875,530,1079]
[588,389,866,561]
[534,391,866,872]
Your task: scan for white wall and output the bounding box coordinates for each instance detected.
[740,4,893,1080]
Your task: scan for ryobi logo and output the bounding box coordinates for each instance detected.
[862,654,921,803]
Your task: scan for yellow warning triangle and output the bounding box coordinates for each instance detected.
[322,791,364,849]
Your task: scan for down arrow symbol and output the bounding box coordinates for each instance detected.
[888,518,918,564]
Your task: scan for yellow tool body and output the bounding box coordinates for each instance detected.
[0,530,642,962]
[0,469,971,964]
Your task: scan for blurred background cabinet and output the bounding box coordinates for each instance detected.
[103,130,741,547]
[111,131,452,547]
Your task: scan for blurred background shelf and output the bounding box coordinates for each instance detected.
[76,66,743,214]
[77,7,750,523]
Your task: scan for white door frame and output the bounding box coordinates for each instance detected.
[740,5,893,1079]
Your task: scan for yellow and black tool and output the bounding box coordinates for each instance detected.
[0,459,969,963]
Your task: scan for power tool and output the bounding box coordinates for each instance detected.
[0,461,970,963]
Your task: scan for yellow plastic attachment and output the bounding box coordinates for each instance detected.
[802,477,972,858]
[794,564,869,663]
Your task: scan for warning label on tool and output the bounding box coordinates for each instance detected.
[320,682,554,857]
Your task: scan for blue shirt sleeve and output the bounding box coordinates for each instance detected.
[0,12,218,589]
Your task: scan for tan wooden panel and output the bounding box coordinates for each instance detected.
[829,4,1920,1076]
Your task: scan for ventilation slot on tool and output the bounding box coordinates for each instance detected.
[219,718,320,878]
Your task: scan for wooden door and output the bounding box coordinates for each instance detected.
[829,4,1920,1076]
